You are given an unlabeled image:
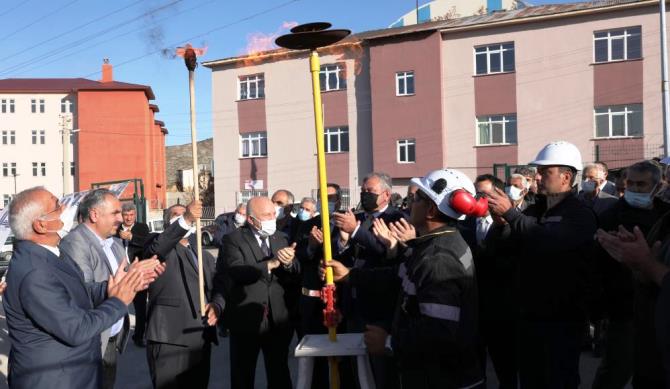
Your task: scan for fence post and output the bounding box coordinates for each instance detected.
[594,145,600,162]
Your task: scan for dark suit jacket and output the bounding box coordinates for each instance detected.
[602,180,618,197]
[4,240,127,389]
[340,206,404,324]
[216,226,300,334]
[213,212,239,249]
[143,221,224,347]
[116,222,150,261]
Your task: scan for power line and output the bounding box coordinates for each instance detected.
[0,0,184,77]
[0,0,146,66]
[82,0,302,78]
[7,0,216,77]
[0,0,33,18]
[0,0,80,42]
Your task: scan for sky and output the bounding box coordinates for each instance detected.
[0,0,581,145]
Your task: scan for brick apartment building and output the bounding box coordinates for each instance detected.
[0,61,168,210]
[204,0,667,213]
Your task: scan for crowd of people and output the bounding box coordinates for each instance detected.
[4,139,670,389]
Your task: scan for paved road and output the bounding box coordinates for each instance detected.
[0,247,633,388]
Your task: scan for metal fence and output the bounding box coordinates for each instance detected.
[593,142,665,170]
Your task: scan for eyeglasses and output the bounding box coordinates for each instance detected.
[39,200,63,220]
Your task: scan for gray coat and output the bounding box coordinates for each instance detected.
[59,223,130,354]
[578,189,619,216]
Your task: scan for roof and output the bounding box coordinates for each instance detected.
[0,78,155,100]
[154,120,165,127]
[149,104,159,112]
[203,0,654,67]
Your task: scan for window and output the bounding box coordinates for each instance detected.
[32,162,46,176]
[32,130,45,144]
[63,162,75,176]
[60,98,73,113]
[396,71,415,96]
[2,195,11,208]
[594,27,641,63]
[1,99,15,113]
[477,114,518,145]
[320,64,347,92]
[474,42,515,75]
[397,139,416,163]
[237,190,268,205]
[324,127,349,153]
[238,74,265,100]
[2,131,15,145]
[31,99,45,113]
[2,163,16,177]
[594,104,643,138]
[240,132,267,157]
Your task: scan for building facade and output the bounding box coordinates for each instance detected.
[205,0,667,213]
[390,0,520,28]
[0,61,168,210]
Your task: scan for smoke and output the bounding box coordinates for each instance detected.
[242,21,298,56]
[137,0,182,58]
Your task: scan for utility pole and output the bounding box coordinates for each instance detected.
[60,113,72,196]
[661,0,670,156]
[416,0,419,24]
[12,173,18,195]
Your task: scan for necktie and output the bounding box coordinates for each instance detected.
[186,245,198,270]
[260,237,271,257]
[476,218,490,245]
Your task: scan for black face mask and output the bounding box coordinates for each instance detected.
[360,192,379,212]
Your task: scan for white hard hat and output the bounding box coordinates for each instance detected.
[411,169,483,221]
[530,141,583,171]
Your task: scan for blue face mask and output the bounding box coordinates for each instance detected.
[624,189,654,209]
[318,201,337,215]
[297,209,312,221]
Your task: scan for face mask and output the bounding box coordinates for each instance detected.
[624,189,654,209]
[360,192,379,213]
[169,215,196,238]
[318,201,337,215]
[581,180,597,193]
[297,209,312,221]
[254,218,277,238]
[505,185,524,201]
[234,213,246,226]
[275,206,285,220]
[45,207,75,239]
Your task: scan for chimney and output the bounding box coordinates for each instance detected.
[101,58,113,83]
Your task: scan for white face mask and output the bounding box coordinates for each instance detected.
[254,217,277,238]
[45,206,75,239]
[581,180,597,193]
[505,185,524,201]
[169,215,196,238]
[234,213,246,226]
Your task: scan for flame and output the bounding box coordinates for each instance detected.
[239,21,298,68]
[318,40,366,76]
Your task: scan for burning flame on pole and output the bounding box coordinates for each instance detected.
[176,43,208,315]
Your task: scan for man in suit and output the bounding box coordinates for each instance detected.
[60,188,132,389]
[469,174,519,388]
[4,186,160,389]
[116,202,151,347]
[217,196,300,389]
[272,189,298,240]
[579,163,618,216]
[213,203,247,249]
[143,201,224,389]
[332,172,404,389]
[596,161,618,196]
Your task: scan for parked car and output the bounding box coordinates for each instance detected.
[202,223,219,247]
[147,219,164,234]
[1,235,14,276]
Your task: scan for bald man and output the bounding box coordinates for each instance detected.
[216,196,300,389]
